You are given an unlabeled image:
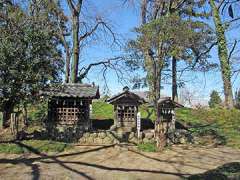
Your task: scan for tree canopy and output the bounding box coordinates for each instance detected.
[0,1,63,127]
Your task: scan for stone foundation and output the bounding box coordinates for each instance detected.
[79,131,120,145]
[46,122,193,145]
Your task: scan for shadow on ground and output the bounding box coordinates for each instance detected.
[187,162,240,180]
[0,141,198,180]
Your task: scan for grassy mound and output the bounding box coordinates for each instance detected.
[176,107,240,148]
[92,101,240,148]
[91,101,114,120]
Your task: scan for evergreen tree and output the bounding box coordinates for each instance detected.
[209,90,222,108]
[235,89,240,109]
[128,1,214,149]
[128,9,213,120]
[0,1,64,127]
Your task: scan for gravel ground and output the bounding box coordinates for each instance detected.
[0,144,240,180]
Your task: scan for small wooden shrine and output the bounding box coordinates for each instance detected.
[153,97,184,149]
[157,97,183,132]
[40,83,100,131]
[107,87,145,130]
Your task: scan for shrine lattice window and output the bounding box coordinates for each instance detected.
[117,105,136,122]
[54,99,89,125]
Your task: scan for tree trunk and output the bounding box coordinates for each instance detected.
[0,112,3,129]
[71,14,80,83]
[172,56,178,102]
[2,100,14,128]
[210,0,234,109]
[23,103,28,127]
[65,49,71,83]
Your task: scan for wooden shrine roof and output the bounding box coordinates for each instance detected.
[148,97,184,108]
[40,83,100,99]
[107,87,146,105]
[158,97,184,108]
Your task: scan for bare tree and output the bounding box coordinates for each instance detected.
[46,0,120,83]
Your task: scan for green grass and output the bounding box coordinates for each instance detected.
[137,142,157,152]
[0,140,72,154]
[0,143,25,154]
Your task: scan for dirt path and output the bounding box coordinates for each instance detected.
[0,144,240,180]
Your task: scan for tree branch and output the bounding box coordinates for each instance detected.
[79,21,105,41]
[224,17,240,25]
[79,18,118,47]
[191,41,218,68]
[78,57,124,81]
[228,39,237,62]
[141,0,148,24]
[66,0,83,15]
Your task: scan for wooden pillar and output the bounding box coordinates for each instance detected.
[171,108,176,132]
[134,106,138,128]
[114,105,118,127]
[87,100,91,130]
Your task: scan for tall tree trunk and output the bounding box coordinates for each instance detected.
[23,103,28,127]
[2,100,14,128]
[172,56,178,102]
[65,50,71,83]
[71,14,80,83]
[141,0,147,24]
[209,0,234,109]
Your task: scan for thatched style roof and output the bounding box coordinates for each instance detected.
[158,97,184,108]
[40,83,100,99]
[107,86,146,105]
[148,97,184,108]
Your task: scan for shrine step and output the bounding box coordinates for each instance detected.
[116,127,135,133]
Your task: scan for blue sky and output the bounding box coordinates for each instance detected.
[75,1,239,104]
[17,0,239,104]
[73,0,240,105]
